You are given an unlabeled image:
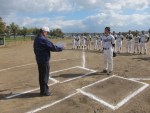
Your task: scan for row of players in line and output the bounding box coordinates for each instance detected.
[71,30,149,54]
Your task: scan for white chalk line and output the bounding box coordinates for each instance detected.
[1,79,58,101]
[81,75,115,89]
[60,71,97,83]
[129,78,150,81]
[0,59,67,72]
[49,66,97,83]
[82,48,85,68]
[77,89,115,110]
[26,92,79,113]
[77,75,149,110]
[116,83,149,109]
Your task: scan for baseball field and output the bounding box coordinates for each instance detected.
[0,39,150,113]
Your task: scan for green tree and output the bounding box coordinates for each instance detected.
[0,17,6,34]
[10,22,19,40]
[32,27,40,35]
[5,25,11,37]
[21,27,28,40]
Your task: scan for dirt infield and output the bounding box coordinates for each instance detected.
[0,39,150,113]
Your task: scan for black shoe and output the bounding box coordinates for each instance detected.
[140,52,142,54]
[101,70,107,73]
[40,92,52,97]
[144,53,146,55]
[107,71,112,75]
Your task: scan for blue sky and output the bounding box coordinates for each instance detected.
[0,0,150,33]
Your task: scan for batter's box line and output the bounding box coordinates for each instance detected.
[0,78,58,101]
[77,75,149,110]
[49,66,97,83]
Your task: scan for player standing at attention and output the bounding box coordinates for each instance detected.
[93,33,98,50]
[86,33,91,50]
[81,33,86,49]
[139,31,149,54]
[126,30,133,53]
[117,32,124,53]
[98,33,103,51]
[71,34,76,49]
[133,33,140,54]
[76,34,80,49]
[101,27,115,75]
[112,31,117,52]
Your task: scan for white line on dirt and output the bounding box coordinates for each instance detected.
[1,82,57,101]
[50,66,78,74]
[0,59,67,72]
[60,71,97,83]
[26,92,79,113]
[129,78,150,81]
[77,75,149,110]
[115,83,149,109]
[82,47,85,68]
[113,75,148,85]
[77,89,115,110]
[81,75,115,89]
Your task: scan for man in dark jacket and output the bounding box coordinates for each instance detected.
[34,26,65,96]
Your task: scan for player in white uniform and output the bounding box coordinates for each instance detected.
[126,30,133,53]
[98,33,103,51]
[101,27,115,75]
[133,33,140,53]
[93,33,98,50]
[81,33,86,49]
[86,33,91,50]
[76,34,80,49]
[117,32,124,53]
[139,31,149,54]
[112,31,117,52]
[71,34,76,49]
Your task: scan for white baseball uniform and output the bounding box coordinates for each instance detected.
[71,36,76,49]
[126,34,133,53]
[76,36,80,47]
[98,35,102,50]
[140,34,149,54]
[112,34,117,52]
[81,36,86,47]
[117,35,124,52]
[134,36,140,53]
[93,35,98,50]
[102,35,115,71]
[86,35,91,49]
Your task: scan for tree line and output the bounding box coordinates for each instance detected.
[0,17,64,40]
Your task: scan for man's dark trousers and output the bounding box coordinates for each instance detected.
[37,63,50,95]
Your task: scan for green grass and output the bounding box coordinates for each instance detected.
[5,36,32,42]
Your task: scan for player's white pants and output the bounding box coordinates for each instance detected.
[104,48,113,71]
[134,42,139,53]
[81,40,85,47]
[94,40,98,50]
[140,42,147,53]
[86,41,91,49]
[98,41,102,50]
[72,40,76,49]
[118,41,122,52]
[76,41,80,46]
[126,40,132,53]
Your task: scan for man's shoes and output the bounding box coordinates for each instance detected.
[144,53,146,55]
[107,71,112,75]
[40,92,52,97]
[140,52,142,54]
[101,70,107,73]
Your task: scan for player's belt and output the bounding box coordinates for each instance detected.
[135,42,138,43]
[104,48,109,50]
[141,41,145,43]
